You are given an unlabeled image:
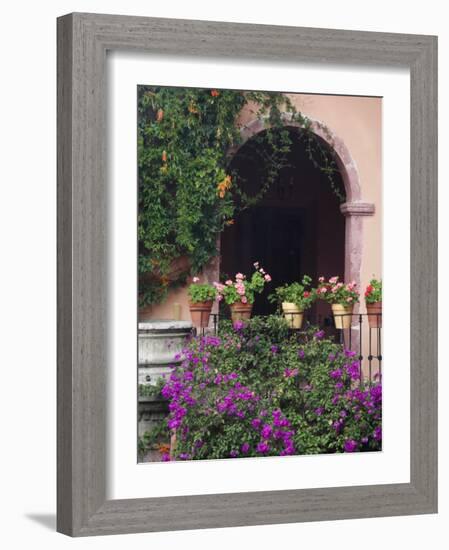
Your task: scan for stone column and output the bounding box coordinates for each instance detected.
[340,201,375,353]
[138,320,192,438]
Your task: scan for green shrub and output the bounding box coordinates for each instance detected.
[159,316,381,460]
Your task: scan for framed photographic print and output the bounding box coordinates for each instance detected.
[57,13,437,536]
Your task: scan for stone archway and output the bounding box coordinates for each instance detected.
[232,113,375,298]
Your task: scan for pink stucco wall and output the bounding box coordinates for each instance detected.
[140,93,382,325]
[284,94,382,292]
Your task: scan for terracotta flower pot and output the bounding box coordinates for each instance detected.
[366,301,382,328]
[189,300,213,328]
[229,301,253,322]
[331,303,354,330]
[281,302,304,329]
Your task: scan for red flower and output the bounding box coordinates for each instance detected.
[303,291,310,298]
[211,89,220,97]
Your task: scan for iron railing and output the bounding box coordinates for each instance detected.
[192,310,382,385]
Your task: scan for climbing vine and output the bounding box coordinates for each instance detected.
[138,86,345,306]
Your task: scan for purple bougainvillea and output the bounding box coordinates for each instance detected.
[155,318,382,461]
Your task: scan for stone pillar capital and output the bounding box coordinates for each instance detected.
[340,201,375,217]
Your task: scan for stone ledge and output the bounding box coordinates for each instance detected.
[138,319,192,333]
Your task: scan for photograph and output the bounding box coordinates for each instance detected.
[136,85,383,463]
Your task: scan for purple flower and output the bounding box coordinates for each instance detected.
[314,330,325,339]
[241,442,250,453]
[283,367,298,378]
[230,450,239,458]
[373,425,382,441]
[344,349,356,358]
[339,410,347,418]
[344,439,358,452]
[161,453,171,462]
[178,453,191,460]
[335,381,344,390]
[332,420,343,432]
[330,368,343,380]
[370,384,382,402]
[270,345,279,354]
[168,418,181,430]
[261,424,273,438]
[297,349,305,359]
[328,353,336,362]
[233,320,245,331]
[314,407,324,416]
[256,441,270,453]
[251,418,262,429]
[345,362,361,380]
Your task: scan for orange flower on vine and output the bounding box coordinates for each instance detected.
[188,101,199,114]
[217,175,232,198]
[156,108,164,122]
[211,89,220,97]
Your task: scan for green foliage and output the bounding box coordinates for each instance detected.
[138,382,164,398]
[188,281,217,303]
[158,316,381,460]
[365,278,382,303]
[138,87,345,306]
[138,423,171,460]
[269,274,316,310]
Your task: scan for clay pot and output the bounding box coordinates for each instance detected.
[331,303,354,330]
[366,301,382,328]
[229,301,253,322]
[281,302,304,329]
[189,300,213,328]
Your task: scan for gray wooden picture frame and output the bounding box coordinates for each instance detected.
[57,12,438,537]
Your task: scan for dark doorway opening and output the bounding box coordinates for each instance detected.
[220,128,345,319]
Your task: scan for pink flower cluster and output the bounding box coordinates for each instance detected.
[254,262,272,282]
[316,276,359,304]
[213,262,271,305]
